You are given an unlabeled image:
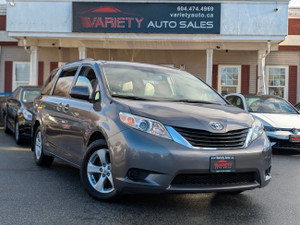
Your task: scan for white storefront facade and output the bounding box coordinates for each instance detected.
[2,0,298,103]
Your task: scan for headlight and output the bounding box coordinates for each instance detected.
[251,120,264,141]
[119,112,172,140]
[22,109,32,121]
[245,119,264,147]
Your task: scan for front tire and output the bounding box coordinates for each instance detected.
[33,126,54,166]
[80,140,120,201]
[3,114,10,134]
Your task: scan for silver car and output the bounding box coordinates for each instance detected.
[32,60,271,200]
[225,93,300,151]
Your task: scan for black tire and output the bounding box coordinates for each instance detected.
[3,113,10,134]
[33,126,54,166]
[80,139,120,201]
[15,120,23,145]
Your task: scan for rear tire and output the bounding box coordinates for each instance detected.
[3,114,10,134]
[33,126,54,166]
[80,140,120,201]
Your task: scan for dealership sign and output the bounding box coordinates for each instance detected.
[73,2,221,34]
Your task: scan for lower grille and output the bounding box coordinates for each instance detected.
[270,138,300,150]
[171,172,257,187]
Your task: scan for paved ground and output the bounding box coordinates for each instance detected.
[0,127,300,225]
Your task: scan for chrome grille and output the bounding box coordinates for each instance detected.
[174,127,249,148]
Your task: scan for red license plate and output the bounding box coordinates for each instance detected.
[289,135,300,143]
[210,156,236,173]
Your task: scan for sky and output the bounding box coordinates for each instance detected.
[290,0,300,7]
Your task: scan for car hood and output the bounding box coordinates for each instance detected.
[252,113,300,128]
[117,100,254,132]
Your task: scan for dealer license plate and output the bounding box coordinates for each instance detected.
[289,135,300,143]
[210,156,236,173]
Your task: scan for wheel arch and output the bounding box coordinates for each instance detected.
[87,131,107,147]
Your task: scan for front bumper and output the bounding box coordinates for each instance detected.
[108,129,271,194]
[266,130,300,150]
[18,117,32,137]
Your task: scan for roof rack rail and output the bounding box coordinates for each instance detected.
[64,58,94,66]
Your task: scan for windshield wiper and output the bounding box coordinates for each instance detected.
[167,99,218,104]
[111,94,152,101]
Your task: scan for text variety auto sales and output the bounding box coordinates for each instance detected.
[73,3,220,34]
[81,16,214,29]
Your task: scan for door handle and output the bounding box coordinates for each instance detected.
[63,104,69,113]
[57,103,63,111]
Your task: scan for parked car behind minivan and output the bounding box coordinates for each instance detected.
[3,86,41,144]
[32,59,271,200]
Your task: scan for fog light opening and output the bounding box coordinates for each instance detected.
[265,167,271,176]
[127,169,150,182]
[265,166,271,181]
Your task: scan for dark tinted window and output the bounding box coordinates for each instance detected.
[53,68,78,97]
[235,97,244,110]
[74,67,97,99]
[41,69,59,95]
[226,96,235,104]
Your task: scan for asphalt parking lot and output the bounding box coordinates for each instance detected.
[0,127,300,225]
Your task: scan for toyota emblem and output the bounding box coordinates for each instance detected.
[210,122,224,130]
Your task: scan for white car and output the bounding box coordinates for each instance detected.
[225,94,300,150]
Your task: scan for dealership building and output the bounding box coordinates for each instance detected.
[0,0,300,104]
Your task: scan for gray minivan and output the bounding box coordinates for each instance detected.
[32,59,271,200]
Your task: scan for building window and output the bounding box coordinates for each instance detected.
[218,65,241,96]
[13,62,30,90]
[266,66,288,99]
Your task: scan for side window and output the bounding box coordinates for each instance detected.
[41,69,60,95]
[226,96,235,104]
[74,67,97,99]
[53,68,78,97]
[235,97,244,110]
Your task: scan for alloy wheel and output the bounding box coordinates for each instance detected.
[35,130,42,160]
[87,149,114,194]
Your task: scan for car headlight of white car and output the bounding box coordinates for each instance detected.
[245,119,264,147]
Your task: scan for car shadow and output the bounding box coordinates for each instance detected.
[94,191,267,224]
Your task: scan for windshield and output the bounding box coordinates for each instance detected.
[245,97,298,114]
[22,89,40,103]
[101,63,226,104]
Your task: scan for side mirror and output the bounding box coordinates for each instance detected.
[70,86,90,101]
